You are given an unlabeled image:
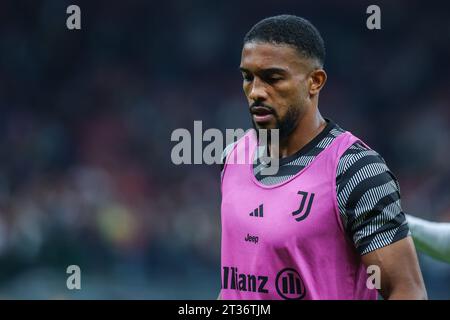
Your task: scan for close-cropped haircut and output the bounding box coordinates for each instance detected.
[244,14,326,66]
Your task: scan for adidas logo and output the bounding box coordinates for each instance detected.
[249,204,264,217]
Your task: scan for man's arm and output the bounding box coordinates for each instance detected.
[406,214,450,263]
[362,236,427,300]
[336,143,427,299]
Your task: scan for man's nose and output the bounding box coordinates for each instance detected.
[248,78,268,102]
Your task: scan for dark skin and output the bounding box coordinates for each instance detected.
[219,41,427,300]
[240,41,327,158]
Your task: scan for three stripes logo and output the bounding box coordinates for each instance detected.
[291,191,315,222]
[275,268,306,300]
[249,204,264,217]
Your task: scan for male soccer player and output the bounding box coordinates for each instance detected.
[219,15,427,300]
[407,214,450,264]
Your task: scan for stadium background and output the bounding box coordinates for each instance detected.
[0,0,449,299]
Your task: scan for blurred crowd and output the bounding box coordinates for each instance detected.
[0,0,449,298]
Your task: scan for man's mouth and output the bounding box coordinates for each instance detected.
[251,106,275,124]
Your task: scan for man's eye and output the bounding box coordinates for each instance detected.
[242,74,253,82]
[267,77,282,83]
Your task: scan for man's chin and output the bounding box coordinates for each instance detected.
[253,126,275,134]
[252,120,276,131]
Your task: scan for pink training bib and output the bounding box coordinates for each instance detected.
[220,129,377,300]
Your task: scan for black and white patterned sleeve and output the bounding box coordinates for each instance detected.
[336,143,410,255]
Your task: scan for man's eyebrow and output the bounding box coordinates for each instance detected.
[261,67,287,74]
[239,67,287,74]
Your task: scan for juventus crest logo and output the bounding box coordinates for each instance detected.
[291,191,315,222]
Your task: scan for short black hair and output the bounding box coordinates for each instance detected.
[244,15,326,66]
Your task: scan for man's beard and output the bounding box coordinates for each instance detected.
[252,106,300,144]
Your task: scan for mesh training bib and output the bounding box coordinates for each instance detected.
[220,129,377,300]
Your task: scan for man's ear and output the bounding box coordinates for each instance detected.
[309,69,327,96]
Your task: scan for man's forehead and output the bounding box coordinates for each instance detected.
[240,42,305,70]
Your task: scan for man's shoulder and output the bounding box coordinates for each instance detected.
[337,139,389,180]
[220,129,256,171]
[220,141,239,169]
[335,137,401,203]
[323,121,386,179]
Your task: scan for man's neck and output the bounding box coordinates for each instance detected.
[270,111,327,159]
